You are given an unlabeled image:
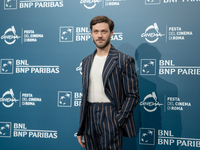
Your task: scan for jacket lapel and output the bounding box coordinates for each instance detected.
[85,51,96,92]
[85,46,119,91]
[102,46,119,87]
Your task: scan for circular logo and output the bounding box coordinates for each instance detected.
[0,89,18,108]
[80,0,101,9]
[76,62,82,75]
[140,92,163,112]
[1,26,20,45]
[141,23,165,43]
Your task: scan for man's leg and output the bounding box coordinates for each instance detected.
[84,103,123,150]
[84,103,102,150]
[100,104,123,150]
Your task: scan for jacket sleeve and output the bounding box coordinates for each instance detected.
[116,55,139,127]
[77,59,86,136]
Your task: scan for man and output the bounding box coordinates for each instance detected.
[77,16,139,150]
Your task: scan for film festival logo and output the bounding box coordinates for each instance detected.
[0,59,14,74]
[141,23,165,43]
[59,26,74,42]
[0,122,12,138]
[1,26,21,45]
[140,92,163,112]
[80,0,102,9]
[145,0,161,5]
[140,59,156,75]
[139,128,155,145]
[57,91,72,107]
[0,89,19,108]
[76,62,82,75]
[4,0,17,10]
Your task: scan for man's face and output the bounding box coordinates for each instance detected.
[91,22,113,49]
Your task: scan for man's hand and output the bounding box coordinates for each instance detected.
[77,135,85,148]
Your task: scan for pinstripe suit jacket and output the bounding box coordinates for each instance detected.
[77,45,139,137]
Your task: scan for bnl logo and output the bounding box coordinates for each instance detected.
[57,91,72,107]
[4,0,17,10]
[59,26,74,42]
[0,122,12,138]
[140,59,156,75]
[0,59,14,74]
[145,0,161,5]
[139,128,155,145]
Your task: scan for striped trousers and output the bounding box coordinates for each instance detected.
[84,103,123,150]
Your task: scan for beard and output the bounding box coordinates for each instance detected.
[93,36,111,49]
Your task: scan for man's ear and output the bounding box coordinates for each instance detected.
[110,31,113,38]
[91,31,93,39]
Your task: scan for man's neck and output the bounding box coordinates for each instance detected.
[96,44,111,57]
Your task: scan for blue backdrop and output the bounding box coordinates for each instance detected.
[1,0,200,150]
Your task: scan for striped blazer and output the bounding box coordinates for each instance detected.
[77,45,139,137]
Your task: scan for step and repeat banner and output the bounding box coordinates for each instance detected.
[0,0,200,150]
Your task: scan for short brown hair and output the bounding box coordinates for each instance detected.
[90,16,114,32]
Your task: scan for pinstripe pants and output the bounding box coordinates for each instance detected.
[84,103,123,150]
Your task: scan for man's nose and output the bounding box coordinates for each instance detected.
[98,32,103,37]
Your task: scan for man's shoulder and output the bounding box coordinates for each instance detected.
[110,45,132,57]
[82,53,93,63]
[115,49,134,61]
